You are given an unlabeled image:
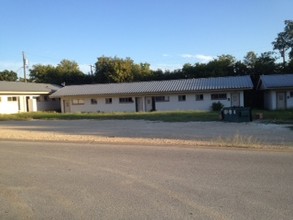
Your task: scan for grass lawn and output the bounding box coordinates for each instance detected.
[253,109,293,124]
[0,109,292,123]
[0,111,219,122]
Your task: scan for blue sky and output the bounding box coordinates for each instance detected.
[1,0,292,77]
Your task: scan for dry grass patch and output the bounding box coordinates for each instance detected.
[214,134,263,148]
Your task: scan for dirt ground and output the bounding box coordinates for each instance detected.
[0,120,292,148]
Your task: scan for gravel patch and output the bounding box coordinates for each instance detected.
[0,120,292,148]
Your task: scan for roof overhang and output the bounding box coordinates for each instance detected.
[0,91,50,95]
[260,86,293,90]
[50,88,252,98]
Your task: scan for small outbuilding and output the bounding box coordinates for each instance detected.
[0,81,61,114]
[50,75,253,113]
[257,74,293,110]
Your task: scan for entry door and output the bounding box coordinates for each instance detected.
[276,92,286,109]
[145,97,154,112]
[63,100,71,113]
[135,97,144,112]
[231,93,240,107]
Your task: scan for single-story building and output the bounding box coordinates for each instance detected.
[257,74,293,110]
[50,75,253,113]
[0,81,61,114]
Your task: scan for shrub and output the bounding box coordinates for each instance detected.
[211,102,224,111]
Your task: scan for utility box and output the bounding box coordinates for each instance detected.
[221,107,252,122]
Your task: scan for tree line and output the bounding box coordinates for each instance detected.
[1,20,292,84]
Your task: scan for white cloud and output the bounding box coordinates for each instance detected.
[180,54,214,63]
[180,54,197,59]
[195,54,214,63]
[162,54,171,57]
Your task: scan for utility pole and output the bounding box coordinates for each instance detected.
[22,51,27,82]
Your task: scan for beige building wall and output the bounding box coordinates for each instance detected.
[60,91,245,113]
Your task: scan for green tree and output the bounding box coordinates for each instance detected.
[30,64,58,83]
[284,20,293,59]
[0,70,18,81]
[205,55,236,77]
[254,52,277,75]
[132,63,153,81]
[181,54,244,79]
[243,51,258,74]
[56,59,81,73]
[272,32,289,67]
[234,61,248,75]
[30,60,86,85]
[272,20,293,67]
[285,59,293,73]
[56,59,85,84]
[95,56,142,83]
[192,63,211,78]
[181,63,195,78]
[111,57,134,83]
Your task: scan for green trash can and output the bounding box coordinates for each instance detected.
[221,107,252,122]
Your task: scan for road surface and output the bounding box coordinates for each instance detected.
[0,141,293,219]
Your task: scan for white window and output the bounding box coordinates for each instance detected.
[211,93,227,100]
[91,99,98,104]
[155,96,169,102]
[178,95,186,102]
[105,98,112,104]
[119,97,133,103]
[8,97,17,102]
[196,94,204,101]
[72,99,84,105]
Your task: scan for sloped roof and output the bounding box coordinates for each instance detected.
[259,74,293,89]
[50,75,253,98]
[0,81,61,94]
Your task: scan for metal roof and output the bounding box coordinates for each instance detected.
[50,75,253,98]
[259,74,293,89]
[0,81,61,94]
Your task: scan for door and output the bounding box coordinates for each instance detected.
[145,96,155,112]
[276,92,286,109]
[135,97,144,112]
[231,93,240,107]
[63,100,71,113]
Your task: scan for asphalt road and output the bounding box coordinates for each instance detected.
[0,141,293,220]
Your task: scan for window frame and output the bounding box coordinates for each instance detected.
[155,96,170,102]
[178,95,186,102]
[196,94,204,101]
[119,97,133,104]
[211,93,227,100]
[105,98,112,104]
[72,99,85,105]
[91,98,98,105]
[7,96,18,102]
